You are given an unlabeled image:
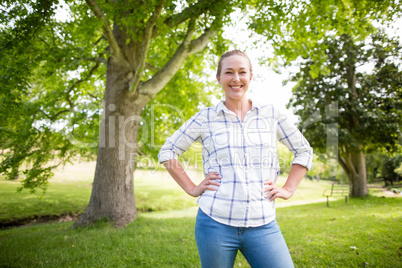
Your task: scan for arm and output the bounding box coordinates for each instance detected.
[163,159,221,197]
[264,164,307,201]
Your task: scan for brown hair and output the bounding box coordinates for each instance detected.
[216,49,253,77]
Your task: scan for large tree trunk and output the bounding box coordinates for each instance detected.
[349,151,367,196]
[339,149,367,197]
[74,58,142,227]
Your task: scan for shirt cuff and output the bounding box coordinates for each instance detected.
[291,158,313,171]
[158,150,178,164]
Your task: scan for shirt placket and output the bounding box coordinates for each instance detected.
[241,109,256,226]
[224,108,255,227]
[239,118,250,226]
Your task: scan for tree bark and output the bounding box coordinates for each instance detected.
[339,149,367,197]
[349,151,367,196]
[74,57,142,227]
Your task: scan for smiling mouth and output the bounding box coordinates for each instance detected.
[230,85,243,89]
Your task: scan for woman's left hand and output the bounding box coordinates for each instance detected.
[263,181,293,201]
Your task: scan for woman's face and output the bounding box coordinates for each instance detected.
[217,55,252,102]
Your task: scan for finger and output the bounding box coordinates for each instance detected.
[207,173,222,179]
[209,180,221,186]
[270,189,286,201]
[203,180,220,188]
[202,182,219,192]
[265,189,279,199]
[203,177,221,187]
[263,185,275,193]
[205,186,218,191]
[263,181,273,185]
[205,174,221,181]
[268,191,278,201]
[269,194,277,201]
[264,190,274,199]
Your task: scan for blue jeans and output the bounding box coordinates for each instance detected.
[195,209,294,268]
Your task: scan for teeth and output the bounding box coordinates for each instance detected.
[231,86,241,89]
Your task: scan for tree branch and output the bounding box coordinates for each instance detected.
[51,109,72,121]
[85,0,124,61]
[69,61,102,95]
[151,1,210,38]
[145,62,158,72]
[129,0,166,94]
[138,18,218,97]
[343,153,357,178]
[70,46,108,63]
[337,155,350,177]
[88,92,101,101]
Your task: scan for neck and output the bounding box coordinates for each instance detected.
[223,98,251,121]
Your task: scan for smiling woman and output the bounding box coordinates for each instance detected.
[159,49,314,268]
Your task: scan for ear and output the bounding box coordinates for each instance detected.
[216,74,221,84]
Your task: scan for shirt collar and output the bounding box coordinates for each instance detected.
[214,99,263,114]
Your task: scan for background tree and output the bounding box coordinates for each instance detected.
[250,0,402,196]
[381,154,402,186]
[0,0,240,227]
[0,0,81,192]
[289,32,402,196]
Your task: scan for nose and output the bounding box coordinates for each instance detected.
[232,73,240,82]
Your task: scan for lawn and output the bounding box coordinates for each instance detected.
[0,161,401,267]
[0,197,401,267]
[0,162,201,226]
[0,161,334,226]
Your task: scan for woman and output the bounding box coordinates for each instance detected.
[159,50,313,268]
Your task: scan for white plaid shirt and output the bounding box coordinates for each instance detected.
[159,100,313,227]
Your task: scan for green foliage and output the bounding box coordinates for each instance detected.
[289,32,402,158]
[277,142,294,175]
[250,0,401,194]
[250,0,402,73]
[0,0,237,192]
[138,52,222,161]
[396,162,402,177]
[0,1,107,192]
[381,154,402,185]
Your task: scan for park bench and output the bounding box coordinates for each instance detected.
[323,183,350,207]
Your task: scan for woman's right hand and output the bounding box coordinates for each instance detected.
[188,172,221,197]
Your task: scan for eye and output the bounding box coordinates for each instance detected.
[225,71,232,74]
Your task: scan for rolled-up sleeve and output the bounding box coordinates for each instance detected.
[276,108,313,170]
[158,112,203,163]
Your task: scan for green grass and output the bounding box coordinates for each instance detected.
[279,197,402,267]
[0,165,199,226]
[0,163,335,226]
[0,217,200,267]
[0,197,401,267]
[0,178,91,224]
[1,162,401,267]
